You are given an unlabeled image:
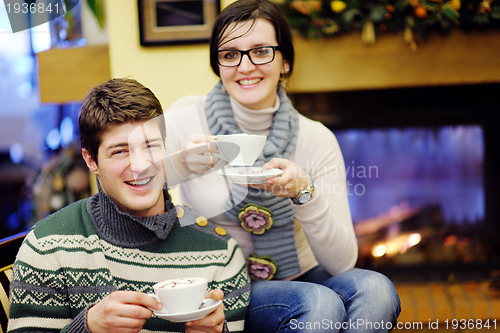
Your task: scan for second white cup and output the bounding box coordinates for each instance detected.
[213,134,266,166]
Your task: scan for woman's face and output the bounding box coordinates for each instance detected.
[218,19,289,110]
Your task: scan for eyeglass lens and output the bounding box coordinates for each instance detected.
[218,46,276,67]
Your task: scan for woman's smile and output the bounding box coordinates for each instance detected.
[238,78,262,86]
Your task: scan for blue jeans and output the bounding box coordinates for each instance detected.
[244,267,401,333]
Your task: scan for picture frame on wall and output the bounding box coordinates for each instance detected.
[138,0,220,46]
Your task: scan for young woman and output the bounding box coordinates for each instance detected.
[165,0,400,331]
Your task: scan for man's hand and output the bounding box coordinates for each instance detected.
[87,290,162,333]
[184,289,226,333]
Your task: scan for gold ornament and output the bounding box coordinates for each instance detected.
[403,26,417,51]
[408,0,420,7]
[361,18,375,45]
[330,0,347,13]
[450,0,461,10]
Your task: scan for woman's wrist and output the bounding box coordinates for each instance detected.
[291,178,315,205]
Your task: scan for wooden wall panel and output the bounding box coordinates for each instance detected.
[37,45,111,104]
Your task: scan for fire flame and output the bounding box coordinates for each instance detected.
[371,232,421,258]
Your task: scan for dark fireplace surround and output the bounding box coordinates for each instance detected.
[289,83,500,282]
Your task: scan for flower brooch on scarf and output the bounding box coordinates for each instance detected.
[248,255,278,281]
[238,204,274,234]
[239,204,279,280]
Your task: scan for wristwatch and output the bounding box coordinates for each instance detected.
[291,180,315,205]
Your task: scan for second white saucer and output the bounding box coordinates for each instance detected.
[217,167,283,184]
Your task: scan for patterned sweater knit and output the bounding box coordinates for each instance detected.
[7,196,250,333]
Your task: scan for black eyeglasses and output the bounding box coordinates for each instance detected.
[217,46,280,67]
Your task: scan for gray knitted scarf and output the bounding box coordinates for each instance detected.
[206,81,301,280]
[87,181,178,248]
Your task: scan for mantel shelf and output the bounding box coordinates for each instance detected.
[289,29,500,93]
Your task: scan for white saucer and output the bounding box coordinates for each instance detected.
[152,299,222,322]
[217,167,283,184]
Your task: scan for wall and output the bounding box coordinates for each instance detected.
[106,0,233,109]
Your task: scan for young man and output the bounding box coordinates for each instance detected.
[7,78,250,333]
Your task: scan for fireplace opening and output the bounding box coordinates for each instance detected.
[336,126,484,224]
[335,126,497,281]
[290,83,500,283]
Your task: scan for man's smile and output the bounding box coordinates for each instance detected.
[125,176,154,187]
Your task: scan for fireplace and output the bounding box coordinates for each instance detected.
[290,83,500,283]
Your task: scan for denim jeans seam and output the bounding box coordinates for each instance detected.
[334,290,348,302]
[247,304,291,314]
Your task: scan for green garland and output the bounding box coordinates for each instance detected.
[273,0,500,47]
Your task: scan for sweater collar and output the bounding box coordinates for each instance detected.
[230,95,280,134]
[86,181,178,248]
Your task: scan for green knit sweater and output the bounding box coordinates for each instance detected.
[7,199,250,333]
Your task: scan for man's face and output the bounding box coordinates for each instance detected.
[83,120,167,217]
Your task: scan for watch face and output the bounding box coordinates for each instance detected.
[298,193,312,204]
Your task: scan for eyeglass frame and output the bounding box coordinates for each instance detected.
[216,46,281,67]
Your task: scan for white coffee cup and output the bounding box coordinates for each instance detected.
[152,277,208,314]
[213,134,266,166]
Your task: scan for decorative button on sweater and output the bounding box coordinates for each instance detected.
[196,216,208,227]
[215,227,227,236]
[176,206,185,218]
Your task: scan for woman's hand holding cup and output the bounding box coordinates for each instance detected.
[249,158,313,200]
[180,134,219,175]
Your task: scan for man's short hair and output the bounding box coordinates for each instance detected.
[79,78,165,164]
